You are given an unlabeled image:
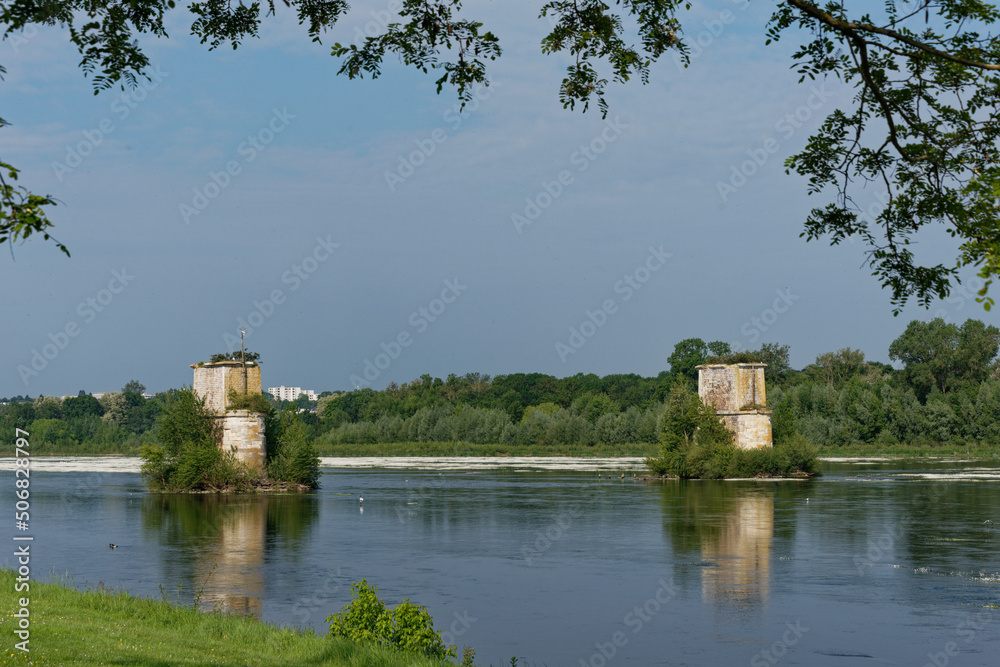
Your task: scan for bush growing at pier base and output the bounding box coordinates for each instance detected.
[265,406,321,488]
[140,389,255,492]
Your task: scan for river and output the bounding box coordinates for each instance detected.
[3,456,999,665]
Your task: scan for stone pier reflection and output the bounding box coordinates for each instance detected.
[699,493,773,611]
[663,484,776,619]
[142,494,318,618]
[193,498,267,616]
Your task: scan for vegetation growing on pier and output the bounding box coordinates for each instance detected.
[139,388,319,492]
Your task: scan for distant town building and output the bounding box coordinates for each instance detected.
[267,386,318,402]
[90,392,155,400]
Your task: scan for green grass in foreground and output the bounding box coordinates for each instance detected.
[312,441,652,457]
[0,569,454,666]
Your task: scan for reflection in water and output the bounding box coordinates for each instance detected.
[663,483,776,619]
[699,494,773,611]
[196,498,266,616]
[141,494,318,616]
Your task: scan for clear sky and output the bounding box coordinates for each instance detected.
[2,0,992,397]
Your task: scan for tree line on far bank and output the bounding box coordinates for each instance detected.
[3,318,999,453]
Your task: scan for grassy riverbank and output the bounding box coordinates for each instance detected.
[0,569,455,666]
[311,441,651,457]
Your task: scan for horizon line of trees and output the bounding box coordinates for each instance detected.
[3,318,999,451]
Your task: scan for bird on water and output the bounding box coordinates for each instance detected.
[109,544,118,549]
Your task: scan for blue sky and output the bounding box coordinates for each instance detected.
[2,0,992,397]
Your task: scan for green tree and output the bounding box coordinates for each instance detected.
[210,351,260,364]
[122,380,146,396]
[707,341,732,357]
[265,407,321,488]
[29,418,77,450]
[752,342,792,387]
[0,401,34,432]
[955,319,1000,385]
[769,392,798,445]
[61,391,103,420]
[812,348,866,388]
[570,392,620,424]
[668,338,734,382]
[647,381,735,478]
[32,395,62,420]
[767,1,1000,311]
[1,146,65,258]
[294,393,313,411]
[667,338,707,382]
[5,1,1000,309]
[140,388,244,491]
[974,381,1000,444]
[99,392,128,427]
[889,318,1000,401]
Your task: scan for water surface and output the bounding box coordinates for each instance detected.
[7,458,1000,665]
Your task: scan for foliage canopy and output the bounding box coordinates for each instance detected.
[889,317,1000,400]
[3,1,1000,310]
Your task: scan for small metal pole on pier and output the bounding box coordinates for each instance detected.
[240,329,247,394]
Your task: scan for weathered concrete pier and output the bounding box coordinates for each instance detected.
[191,360,266,471]
[696,363,773,449]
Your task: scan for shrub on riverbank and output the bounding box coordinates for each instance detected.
[327,579,459,661]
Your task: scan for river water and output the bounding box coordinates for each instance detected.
[4,457,1000,665]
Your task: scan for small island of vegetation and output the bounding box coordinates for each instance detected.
[139,351,320,493]
[139,388,320,492]
[645,381,818,479]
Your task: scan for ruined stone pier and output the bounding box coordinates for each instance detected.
[696,362,773,449]
[191,360,266,471]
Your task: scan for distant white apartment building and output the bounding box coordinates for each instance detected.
[267,386,318,402]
